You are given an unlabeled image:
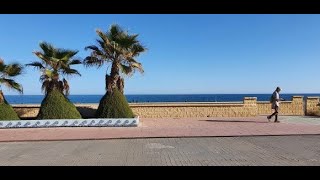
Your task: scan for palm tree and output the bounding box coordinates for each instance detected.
[84,24,147,118]
[0,58,23,103]
[26,42,81,95]
[0,58,23,120]
[84,24,146,94]
[26,42,82,119]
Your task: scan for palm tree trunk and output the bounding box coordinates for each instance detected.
[0,90,4,104]
[107,61,120,93]
[105,74,110,91]
[117,77,124,94]
[49,73,64,95]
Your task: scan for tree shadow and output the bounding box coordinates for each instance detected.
[20,117,36,120]
[77,107,96,119]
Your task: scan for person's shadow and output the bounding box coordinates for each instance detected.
[199,119,268,123]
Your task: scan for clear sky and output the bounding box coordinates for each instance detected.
[0,14,319,95]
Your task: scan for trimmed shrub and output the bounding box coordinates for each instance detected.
[96,88,134,118]
[37,89,81,119]
[0,98,20,120]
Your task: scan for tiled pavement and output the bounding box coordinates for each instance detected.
[0,135,319,165]
[280,116,320,125]
[0,116,319,142]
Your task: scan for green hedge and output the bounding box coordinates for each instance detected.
[37,89,82,119]
[0,98,20,120]
[96,88,134,118]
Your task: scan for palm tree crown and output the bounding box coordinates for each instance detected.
[0,59,23,103]
[0,58,23,93]
[84,24,146,93]
[26,42,81,95]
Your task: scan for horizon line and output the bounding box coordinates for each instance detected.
[5,92,320,96]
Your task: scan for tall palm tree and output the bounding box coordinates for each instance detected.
[84,24,146,94]
[26,42,81,96]
[0,58,23,103]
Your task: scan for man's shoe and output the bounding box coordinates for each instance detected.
[267,116,271,122]
[274,120,280,123]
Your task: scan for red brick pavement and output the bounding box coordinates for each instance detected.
[0,116,319,142]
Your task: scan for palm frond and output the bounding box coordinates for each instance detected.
[55,49,79,61]
[108,24,123,41]
[25,61,45,70]
[125,57,138,63]
[85,45,100,51]
[131,61,144,74]
[97,34,120,58]
[68,59,82,65]
[83,56,105,68]
[39,42,54,57]
[119,64,133,76]
[96,39,115,58]
[96,39,108,52]
[40,74,50,82]
[33,52,53,66]
[4,63,23,77]
[0,59,5,72]
[117,34,139,49]
[96,29,112,46]
[131,44,147,56]
[124,58,144,74]
[41,80,50,94]
[62,68,81,76]
[86,43,110,59]
[0,78,23,93]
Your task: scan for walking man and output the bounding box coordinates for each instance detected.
[267,87,284,123]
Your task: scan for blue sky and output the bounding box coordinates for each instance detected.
[0,14,319,95]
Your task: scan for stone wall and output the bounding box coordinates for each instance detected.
[257,96,304,116]
[306,97,320,116]
[13,105,40,119]
[11,96,320,119]
[130,97,257,118]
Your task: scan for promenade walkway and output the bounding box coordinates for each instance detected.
[0,116,319,142]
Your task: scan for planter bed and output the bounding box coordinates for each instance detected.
[0,116,139,128]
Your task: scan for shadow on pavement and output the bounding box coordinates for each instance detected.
[199,120,269,123]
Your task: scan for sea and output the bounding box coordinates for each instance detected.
[4,94,320,104]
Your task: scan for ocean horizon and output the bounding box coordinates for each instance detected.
[4,93,320,104]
